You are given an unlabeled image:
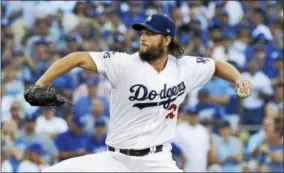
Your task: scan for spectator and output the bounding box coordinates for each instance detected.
[183,29,206,56]
[89,119,107,153]
[17,143,49,172]
[54,115,93,161]
[257,119,283,172]
[269,18,283,50]
[120,1,146,28]
[64,34,83,54]
[35,108,68,139]
[218,11,237,39]
[15,114,58,165]
[2,64,25,98]
[271,55,283,87]
[247,117,274,160]
[1,86,15,122]
[228,21,251,70]
[215,121,243,172]
[84,98,109,135]
[195,88,225,133]
[241,59,273,125]
[1,120,24,172]
[211,36,229,61]
[73,76,109,117]
[10,101,25,129]
[265,84,283,119]
[202,119,219,169]
[174,106,210,172]
[25,17,54,58]
[171,142,187,170]
[10,48,36,82]
[33,39,51,67]
[203,76,231,106]
[1,140,13,172]
[251,8,273,41]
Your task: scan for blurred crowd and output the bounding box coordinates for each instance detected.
[1,1,283,172]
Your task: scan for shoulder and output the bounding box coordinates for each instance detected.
[198,124,209,132]
[89,51,135,61]
[54,117,67,125]
[36,116,45,122]
[57,131,69,138]
[177,55,213,65]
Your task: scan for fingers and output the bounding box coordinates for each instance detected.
[236,80,252,98]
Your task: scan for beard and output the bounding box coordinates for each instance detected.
[139,41,165,63]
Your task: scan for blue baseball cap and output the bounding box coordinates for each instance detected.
[132,14,176,38]
[198,88,210,97]
[219,120,231,128]
[24,113,38,122]
[185,106,199,115]
[191,18,201,24]
[35,39,50,46]
[72,116,86,128]
[27,143,45,155]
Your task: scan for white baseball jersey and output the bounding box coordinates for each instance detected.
[89,52,215,150]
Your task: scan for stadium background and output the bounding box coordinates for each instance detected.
[1,0,283,172]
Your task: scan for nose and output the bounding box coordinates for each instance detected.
[140,33,146,42]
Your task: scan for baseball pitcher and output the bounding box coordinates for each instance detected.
[24,14,251,172]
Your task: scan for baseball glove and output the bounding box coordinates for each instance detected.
[24,85,70,107]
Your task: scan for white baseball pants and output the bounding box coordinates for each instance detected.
[42,150,183,172]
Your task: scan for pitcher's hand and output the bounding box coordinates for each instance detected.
[235,80,252,99]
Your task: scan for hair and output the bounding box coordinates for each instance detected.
[168,38,184,59]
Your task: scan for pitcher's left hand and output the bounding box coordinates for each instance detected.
[235,80,252,99]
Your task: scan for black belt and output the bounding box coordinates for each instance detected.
[108,145,163,156]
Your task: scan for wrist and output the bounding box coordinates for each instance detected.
[35,80,47,87]
[234,77,243,85]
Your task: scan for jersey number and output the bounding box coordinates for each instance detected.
[166,104,177,119]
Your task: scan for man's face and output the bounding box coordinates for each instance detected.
[36,44,49,61]
[10,102,21,118]
[30,152,42,164]
[275,86,283,101]
[248,59,259,73]
[274,59,283,71]
[24,121,36,133]
[263,117,274,137]
[139,30,166,63]
[220,127,231,138]
[188,114,199,125]
[68,118,82,134]
[92,99,104,117]
[42,108,54,120]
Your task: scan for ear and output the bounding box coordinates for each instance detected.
[163,36,171,47]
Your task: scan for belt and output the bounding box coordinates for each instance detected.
[107,145,163,156]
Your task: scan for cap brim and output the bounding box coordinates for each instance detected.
[132,23,162,34]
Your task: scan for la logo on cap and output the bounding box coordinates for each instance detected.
[146,15,152,22]
[166,28,170,32]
